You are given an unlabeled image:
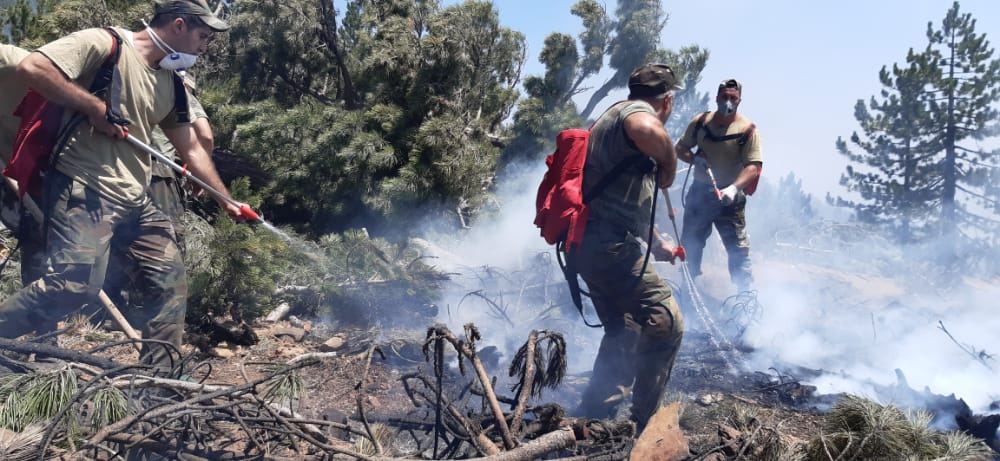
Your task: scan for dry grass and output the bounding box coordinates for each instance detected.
[803,396,994,461]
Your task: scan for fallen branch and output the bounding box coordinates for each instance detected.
[428,324,517,449]
[458,427,576,461]
[937,321,994,371]
[403,373,502,456]
[0,338,121,370]
[509,330,538,436]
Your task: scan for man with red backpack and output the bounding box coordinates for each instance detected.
[568,63,685,432]
[0,0,241,372]
[675,79,763,293]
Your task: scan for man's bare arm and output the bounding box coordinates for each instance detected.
[732,162,762,191]
[623,112,677,188]
[163,124,241,218]
[674,141,696,164]
[192,118,214,153]
[16,52,124,138]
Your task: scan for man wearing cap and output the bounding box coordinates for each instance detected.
[675,79,763,293]
[0,0,240,372]
[570,63,685,432]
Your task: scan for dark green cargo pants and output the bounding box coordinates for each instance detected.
[681,182,753,291]
[0,170,187,372]
[569,223,684,431]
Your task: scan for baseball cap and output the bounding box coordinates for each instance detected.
[154,0,230,32]
[628,63,682,98]
[718,78,742,94]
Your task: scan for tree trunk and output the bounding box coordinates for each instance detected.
[900,138,913,243]
[941,27,958,261]
[580,75,621,120]
[319,0,359,109]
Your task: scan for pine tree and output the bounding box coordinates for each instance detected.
[503,0,709,164]
[502,0,610,163]
[918,1,1000,256]
[579,0,665,119]
[836,2,1000,269]
[649,45,711,141]
[203,0,526,234]
[834,59,939,242]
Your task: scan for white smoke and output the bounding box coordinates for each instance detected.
[735,194,1000,415]
[417,160,999,421]
[418,162,603,374]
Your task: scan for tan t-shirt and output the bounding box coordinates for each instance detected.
[678,111,763,187]
[150,94,207,178]
[37,27,185,206]
[0,45,31,163]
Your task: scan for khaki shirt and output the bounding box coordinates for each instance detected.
[150,94,207,178]
[37,27,186,207]
[0,45,31,163]
[584,100,658,237]
[678,111,763,187]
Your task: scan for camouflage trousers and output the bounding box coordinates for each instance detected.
[569,223,685,432]
[0,170,187,372]
[681,182,753,291]
[103,175,186,325]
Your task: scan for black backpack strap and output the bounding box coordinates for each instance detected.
[172,72,190,124]
[582,154,648,204]
[694,111,710,140]
[739,123,756,146]
[698,111,757,145]
[556,241,602,328]
[50,28,127,167]
[96,27,129,127]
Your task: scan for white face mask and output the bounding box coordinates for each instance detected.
[144,21,198,71]
[718,100,736,116]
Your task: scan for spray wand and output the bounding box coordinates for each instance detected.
[124,133,291,242]
[694,154,725,202]
[663,191,686,262]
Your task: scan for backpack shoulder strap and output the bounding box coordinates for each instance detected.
[582,154,647,204]
[172,72,190,124]
[694,111,710,138]
[96,27,128,126]
[739,123,757,146]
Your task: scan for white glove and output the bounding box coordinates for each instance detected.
[720,184,740,205]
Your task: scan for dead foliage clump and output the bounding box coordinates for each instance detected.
[804,395,995,461]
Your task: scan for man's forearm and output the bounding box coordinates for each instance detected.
[732,163,762,191]
[17,53,103,118]
[675,144,695,163]
[183,146,230,200]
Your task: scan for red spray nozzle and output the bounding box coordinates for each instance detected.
[239,204,261,222]
[673,245,687,262]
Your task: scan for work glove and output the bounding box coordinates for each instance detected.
[720,184,740,205]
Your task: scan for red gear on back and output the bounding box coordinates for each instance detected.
[534,128,591,251]
[4,90,65,198]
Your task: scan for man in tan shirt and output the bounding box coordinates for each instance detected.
[675,79,762,292]
[0,0,241,371]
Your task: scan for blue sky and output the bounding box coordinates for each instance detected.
[491,0,1000,196]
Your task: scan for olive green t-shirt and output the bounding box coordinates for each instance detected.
[37,27,186,206]
[0,45,31,163]
[150,94,207,178]
[678,111,763,187]
[584,100,658,237]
